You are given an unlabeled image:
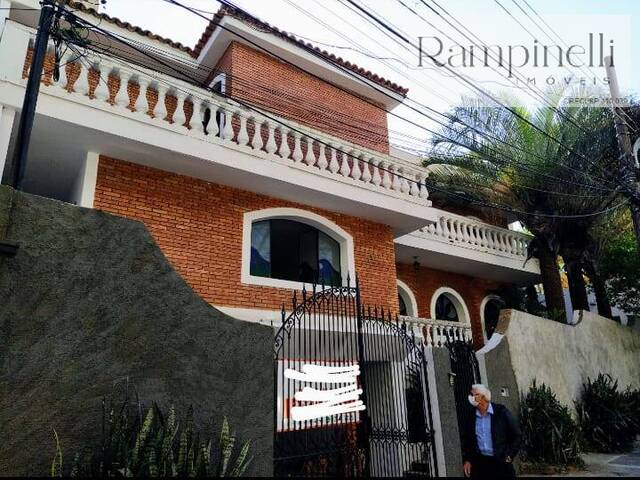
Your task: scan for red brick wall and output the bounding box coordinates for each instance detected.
[396,263,502,348]
[94,156,398,312]
[213,42,390,154]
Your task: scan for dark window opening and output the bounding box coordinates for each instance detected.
[398,292,408,316]
[435,294,459,322]
[483,299,504,340]
[250,219,342,285]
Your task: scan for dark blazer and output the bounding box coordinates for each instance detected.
[462,402,522,463]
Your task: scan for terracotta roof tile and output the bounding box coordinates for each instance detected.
[65,1,194,55]
[193,4,409,96]
[65,1,407,96]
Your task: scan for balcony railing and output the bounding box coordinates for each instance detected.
[401,316,473,347]
[12,28,432,206]
[417,212,532,260]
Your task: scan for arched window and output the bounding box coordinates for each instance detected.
[250,219,341,284]
[397,279,418,317]
[242,208,355,289]
[481,295,505,341]
[430,287,470,324]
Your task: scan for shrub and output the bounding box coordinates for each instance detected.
[520,381,582,467]
[51,388,252,477]
[576,374,638,453]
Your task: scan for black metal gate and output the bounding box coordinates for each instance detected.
[446,340,481,458]
[273,279,438,477]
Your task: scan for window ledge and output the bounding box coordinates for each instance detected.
[241,274,340,291]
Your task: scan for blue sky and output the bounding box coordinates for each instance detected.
[101,0,639,153]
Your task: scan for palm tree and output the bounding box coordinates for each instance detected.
[424,89,622,320]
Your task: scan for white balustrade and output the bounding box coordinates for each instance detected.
[417,213,532,260]
[401,317,473,347]
[25,32,435,206]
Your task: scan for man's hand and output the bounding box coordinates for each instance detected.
[463,461,472,477]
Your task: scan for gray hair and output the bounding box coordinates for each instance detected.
[472,384,492,402]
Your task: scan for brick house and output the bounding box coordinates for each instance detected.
[0,0,539,348]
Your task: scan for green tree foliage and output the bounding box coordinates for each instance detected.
[599,227,640,318]
[520,381,582,467]
[425,88,624,319]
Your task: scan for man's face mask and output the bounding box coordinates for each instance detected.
[468,394,479,407]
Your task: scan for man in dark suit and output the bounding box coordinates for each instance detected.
[462,384,521,478]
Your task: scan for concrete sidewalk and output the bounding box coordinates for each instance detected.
[567,451,640,477]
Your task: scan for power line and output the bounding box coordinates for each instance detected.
[215,0,621,192]
[57,3,622,219]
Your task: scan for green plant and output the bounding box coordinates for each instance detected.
[51,388,252,477]
[576,374,638,453]
[520,381,582,467]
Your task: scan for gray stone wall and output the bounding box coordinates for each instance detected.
[488,309,640,410]
[0,187,274,476]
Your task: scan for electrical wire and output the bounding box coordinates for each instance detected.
[54,3,625,219]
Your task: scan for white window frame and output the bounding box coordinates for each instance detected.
[241,208,356,290]
[480,294,504,342]
[397,279,418,317]
[430,286,470,324]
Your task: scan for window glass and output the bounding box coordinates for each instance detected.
[250,219,342,284]
[250,220,271,277]
[435,294,459,322]
[318,232,341,285]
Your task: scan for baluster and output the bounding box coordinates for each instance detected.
[208,104,220,137]
[361,155,372,183]
[399,168,410,194]
[350,151,362,181]
[250,117,263,150]
[303,137,316,166]
[328,145,340,173]
[59,52,74,91]
[173,91,187,126]
[391,165,402,191]
[317,143,328,170]
[461,221,469,243]
[114,70,131,108]
[155,84,169,121]
[134,77,149,114]
[410,174,420,196]
[222,108,234,140]
[419,174,430,199]
[292,133,303,162]
[193,101,207,137]
[371,158,382,186]
[381,161,392,189]
[339,151,351,177]
[94,63,110,102]
[74,61,90,96]
[278,127,291,159]
[237,112,250,146]
[424,325,433,347]
[263,121,275,153]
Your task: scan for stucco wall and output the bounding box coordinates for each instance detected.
[488,309,640,409]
